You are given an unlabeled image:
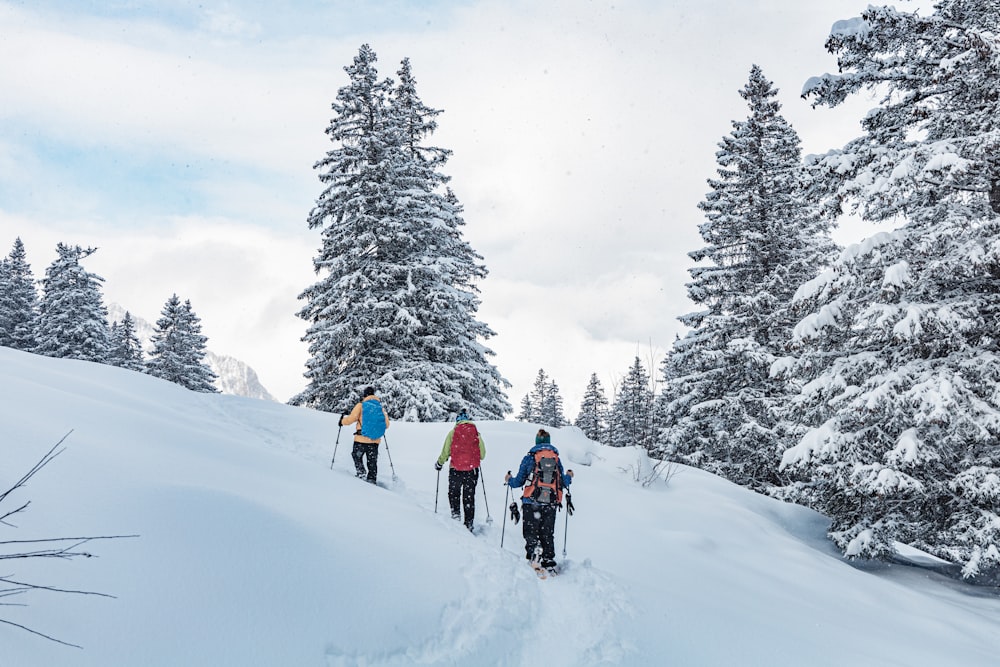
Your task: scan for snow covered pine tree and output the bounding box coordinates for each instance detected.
[293,45,509,420]
[146,295,218,393]
[575,373,610,445]
[0,237,38,351]
[610,356,656,450]
[658,66,835,489]
[109,311,145,372]
[778,2,1000,578]
[33,243,111,363]
[518,369,566,428]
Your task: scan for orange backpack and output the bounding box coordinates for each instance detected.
[523,449,562,505]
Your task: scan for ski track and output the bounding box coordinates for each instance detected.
[200,401,637,666]
[522,559,636,666]
[323,551,634,667]
[314,471,634,667]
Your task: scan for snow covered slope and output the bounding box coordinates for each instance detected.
[3,346,1000,666]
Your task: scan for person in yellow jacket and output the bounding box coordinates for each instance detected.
[340,387,390,484]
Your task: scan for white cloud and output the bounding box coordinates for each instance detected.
[0,0,938,413]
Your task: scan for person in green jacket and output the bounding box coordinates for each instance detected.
[435,410,486,531]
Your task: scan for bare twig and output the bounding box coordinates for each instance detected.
[1,432,137,649]
[0,575,117,599]
[0,618,83,649]
[620,455,680,488]
[0,501,31,527]
[0,431,72,512]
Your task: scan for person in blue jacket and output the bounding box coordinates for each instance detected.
[505,429,574,570]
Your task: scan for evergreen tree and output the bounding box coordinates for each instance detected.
[575,373,610,444]
[0,238,39,351]
[517,393,533,422]
[524,369,566,428]
[657,66,835,488]
[293,44,509,420]
[0,257,9,340]
[610,357,655,449]
[33,244,110,362]
[539,379,566,429]
[109,311,145,372]
[147,295,217,393]
[778,2,1000,577]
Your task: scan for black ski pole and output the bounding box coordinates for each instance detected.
[382,433,398,481]
[500,474,511,548]
[562,490,573,558]
[434,466,441,514]
[331,418,344,469]
[479,466,492,524]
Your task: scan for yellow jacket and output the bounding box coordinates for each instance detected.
[342,395,390,443]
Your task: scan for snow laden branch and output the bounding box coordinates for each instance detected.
[1,431,138,648]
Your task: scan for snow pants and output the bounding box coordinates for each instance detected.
[448,468,478,530]
[522,502,558,563]
[352,441,378,483]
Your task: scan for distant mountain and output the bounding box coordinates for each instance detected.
[107,303,276,402]
[204,350,276,402]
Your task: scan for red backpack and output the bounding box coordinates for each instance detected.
[523,449,562,505]
[450,422,481,471]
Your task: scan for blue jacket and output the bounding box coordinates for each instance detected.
[508,444,572,506]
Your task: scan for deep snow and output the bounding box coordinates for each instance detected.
[3,346,1000,666]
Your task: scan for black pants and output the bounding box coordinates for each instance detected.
[522,502,558,563]
[352,441,378,483]
[448,468,478,530]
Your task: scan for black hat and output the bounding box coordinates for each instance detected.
[363,386,375,397]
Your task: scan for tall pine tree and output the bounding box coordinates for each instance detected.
[517,393,534,423]
[519,369,566,428]
[294,45,509,420]
[0,238,38,351]
[538,378,566,429]
[779,2,1000,577]
[109,311,145,372]
[575,373,610,444]
[657,66,835,488]
[147,295,217,393]
[33,244,110,362]
[610,357,655,449]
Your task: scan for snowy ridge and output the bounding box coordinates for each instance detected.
[4,347,1000,666]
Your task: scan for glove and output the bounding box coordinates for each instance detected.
[434,462,443,471]
[509,502,521,525]
[566,493,575,516]
[338,413,346,427]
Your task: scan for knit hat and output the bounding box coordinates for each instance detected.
[535,429,551,445]
[456,410,470,422]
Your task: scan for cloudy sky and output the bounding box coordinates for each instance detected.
[0,0,932,411]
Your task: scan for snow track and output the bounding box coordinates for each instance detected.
[321,468,634,667]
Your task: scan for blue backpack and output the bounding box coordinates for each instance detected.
[360,399,387,439]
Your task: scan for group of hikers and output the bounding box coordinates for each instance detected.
[338,387,575,574]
